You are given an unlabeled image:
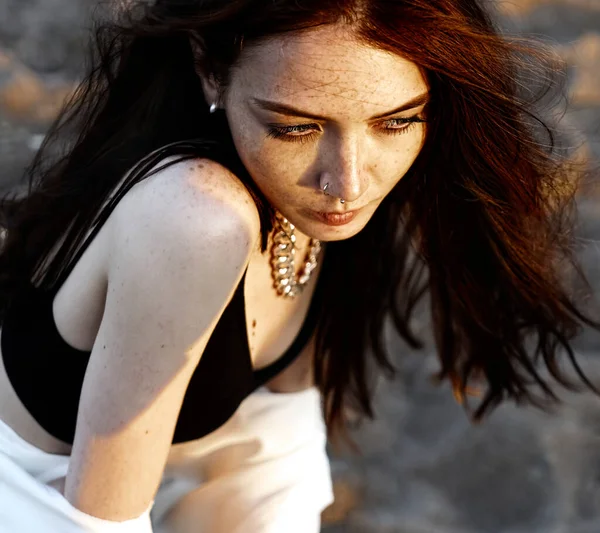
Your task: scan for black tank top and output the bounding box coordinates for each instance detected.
[0,161,324,445]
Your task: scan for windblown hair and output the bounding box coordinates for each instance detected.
[1,0,599,440]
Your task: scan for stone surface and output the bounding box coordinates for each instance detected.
[0,0,95,74]
[0,51,74,122]
[498,0,600,18]
[0,1,599,532]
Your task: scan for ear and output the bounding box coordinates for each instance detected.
[189,37,221,107]
[199,74,220,108]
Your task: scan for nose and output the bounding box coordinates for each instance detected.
[319,134,368,204]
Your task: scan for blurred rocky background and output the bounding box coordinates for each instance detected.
[0,0,599,532]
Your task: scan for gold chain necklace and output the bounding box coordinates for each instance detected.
[270,213,321,298]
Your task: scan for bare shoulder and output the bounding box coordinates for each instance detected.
[103,155,262,355]
[111,156,261,250]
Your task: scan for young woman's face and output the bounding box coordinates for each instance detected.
[222,23,428,242]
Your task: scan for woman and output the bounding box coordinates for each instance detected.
[0,0,599,531]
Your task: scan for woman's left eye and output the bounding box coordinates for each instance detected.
[379,117,426,135]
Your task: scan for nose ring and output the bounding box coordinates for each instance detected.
[321,183,345,204]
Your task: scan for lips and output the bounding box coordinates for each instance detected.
[310,209,357,226]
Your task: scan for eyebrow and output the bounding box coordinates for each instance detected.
[251,92,429,121]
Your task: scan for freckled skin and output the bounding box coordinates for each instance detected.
[206,24,429,244]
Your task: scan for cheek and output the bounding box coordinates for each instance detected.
[377,130,426,186]
[226,114,278,183]
[242,139,314,194]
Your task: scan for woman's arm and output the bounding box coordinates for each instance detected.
[63,161,260,522]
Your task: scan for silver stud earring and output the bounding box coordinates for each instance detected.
[209,103,217,113]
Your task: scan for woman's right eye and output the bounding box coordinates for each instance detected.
[266,124,320,143]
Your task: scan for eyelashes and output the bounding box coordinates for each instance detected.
[266,116,426,144]
[266,124,319,144]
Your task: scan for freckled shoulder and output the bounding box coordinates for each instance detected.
[185,158,261,238]
[111,156,262,252]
